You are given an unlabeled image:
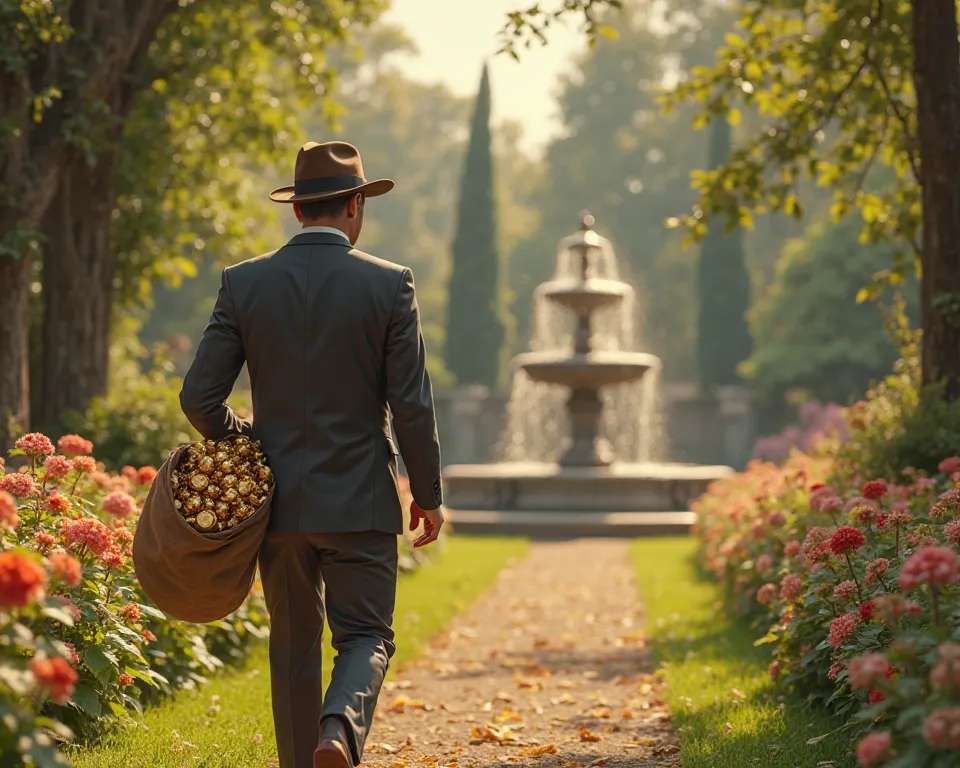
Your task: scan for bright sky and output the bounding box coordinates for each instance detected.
[382,0,586,156]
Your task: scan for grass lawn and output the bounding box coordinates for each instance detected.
[70,536,529,768]
[631,537,856,768]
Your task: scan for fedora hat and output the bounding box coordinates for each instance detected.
[269,141,394,203]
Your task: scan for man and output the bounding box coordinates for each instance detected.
[179,140,445,768]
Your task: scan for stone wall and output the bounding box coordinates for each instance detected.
[431,382,757,471]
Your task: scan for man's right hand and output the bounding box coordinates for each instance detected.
[409,501,444,548]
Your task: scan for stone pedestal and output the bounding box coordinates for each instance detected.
[716,385,755,469]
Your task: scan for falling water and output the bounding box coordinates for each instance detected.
[496,233,666,464]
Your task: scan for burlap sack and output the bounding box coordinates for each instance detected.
[133,438,274,623]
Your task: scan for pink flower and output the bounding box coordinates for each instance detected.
[780,574,803,601]
[783,541,801,558]
[830,526,866,556]
[923,708,960,750]
[862,480,888,500]
[100,490,137,519]
[34,532,56,551]
[767,512,786,527]
[755,554,773,573]
[806,543,831,564]
[932,488,960,519]
[931,643,960,691]
[118,673,134,687]
[57,435,93,457]
[53,595,81,622]
[61,518,114,557]
[810,486,839,511]
[62,641,79,665]
[828,612,862,647]
[828,659,844,680]
[0,492,18,530]
[888,502,911,525]
[43,455,73,481]
[15,432,54,456]
[833,581,857,600]
[768,660,782,680]
[873,594,924,623]
[142,629,157,642]
[848,653,888,691]
[120,466,138,481]
[0,472,36,498]
[43,492,71,514]
[945,519,960,544]
[856,731,892,767]
[939,457,960,476]
[865,558,890,585]
[756,583,777,605]
[899,546,960,591]
[72,456,96,475]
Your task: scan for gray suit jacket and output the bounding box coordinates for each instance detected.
[179,231,443,534]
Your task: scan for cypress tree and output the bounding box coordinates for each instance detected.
[444,63,508,389]
[697,116,753,394]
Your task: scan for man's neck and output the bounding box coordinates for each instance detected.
[300,223,350,242]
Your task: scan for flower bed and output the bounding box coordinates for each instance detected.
[0,432,420,767]
[694,447,960,767]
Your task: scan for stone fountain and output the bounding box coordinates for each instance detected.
[441,213,733,537]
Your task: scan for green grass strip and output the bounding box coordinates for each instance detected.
[631,537,855,768]
[70,536,529,767]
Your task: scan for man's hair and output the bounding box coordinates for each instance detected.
[298,193,362,221]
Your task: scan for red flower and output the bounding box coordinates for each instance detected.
[0,552,47,608]
[859,600,875,621]
[923,708,960,750]
[0,491,19,530]
[862,480,888,500]
[829,526,866,556]
[57,434,93,457]
[939,457,960,476]
[857,731,892,768]
[768,660,782,680]
[136,466,158,486]
[118,673,134,687]
[868,689,885,703]
[848,653,888,691]
[43,455,73,481]
[828,612,862,647]
[100,490,137,519]
[118,602,142,623]
[0,472,36,499]
[142,629,157,643]
[71,456,96,475]
[61,517,113,556]
[30,656,78,702]
[47,552,82,587]
[43,492,71,514]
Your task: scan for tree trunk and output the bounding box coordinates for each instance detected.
[912,0,960,398]
[37,150,120,437]
[0,255,32,450]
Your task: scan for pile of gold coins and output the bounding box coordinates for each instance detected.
[172,437,273,532]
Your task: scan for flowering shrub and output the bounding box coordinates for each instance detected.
[0,433,270,766]
[695,447,960,767]
[753,401,849,462]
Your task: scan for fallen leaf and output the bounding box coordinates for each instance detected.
[521,745,558,757]
[653,744,680,756]
[578,728,601,743]
[621,710,634,720]
[591,760,609,767]
[588,708,611,719]
[389,695,430,713]
[470,724,517,744]
[494,710,523,724]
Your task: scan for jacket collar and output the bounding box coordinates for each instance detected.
[286,231,353,248]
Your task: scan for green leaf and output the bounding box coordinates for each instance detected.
[41,603,76,628]
[83,647,119,684]
[598,25,619,40]
[753,631,778,646]
[69,684,102,718]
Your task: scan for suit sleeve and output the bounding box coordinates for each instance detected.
[179,268,252,440]
[385,268,443,510]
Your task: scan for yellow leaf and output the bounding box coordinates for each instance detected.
[728,107,742,127]
[578,728,602,743]
[520,745,558,757]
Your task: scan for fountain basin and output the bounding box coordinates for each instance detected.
[442,461,733,537]
[517,350,659,389]
[537,278,631,314]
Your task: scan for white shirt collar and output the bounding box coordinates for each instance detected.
[300,225,350,242]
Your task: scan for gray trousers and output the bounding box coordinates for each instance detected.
[258,531,398,768]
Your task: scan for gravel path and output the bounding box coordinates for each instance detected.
[363,540,680,768]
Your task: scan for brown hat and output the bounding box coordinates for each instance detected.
[269,141,394,203]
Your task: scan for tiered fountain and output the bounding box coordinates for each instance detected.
[442,214,733,536]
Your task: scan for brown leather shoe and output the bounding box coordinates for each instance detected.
[314,721,353,768]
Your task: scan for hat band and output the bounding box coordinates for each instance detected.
[293,174,365,196]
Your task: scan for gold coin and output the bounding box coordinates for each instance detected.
[195,510,217,530]
[189,473,209,491]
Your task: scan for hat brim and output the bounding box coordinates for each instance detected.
[268,178,394,204]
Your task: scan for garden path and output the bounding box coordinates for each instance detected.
[361,539,680,768]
